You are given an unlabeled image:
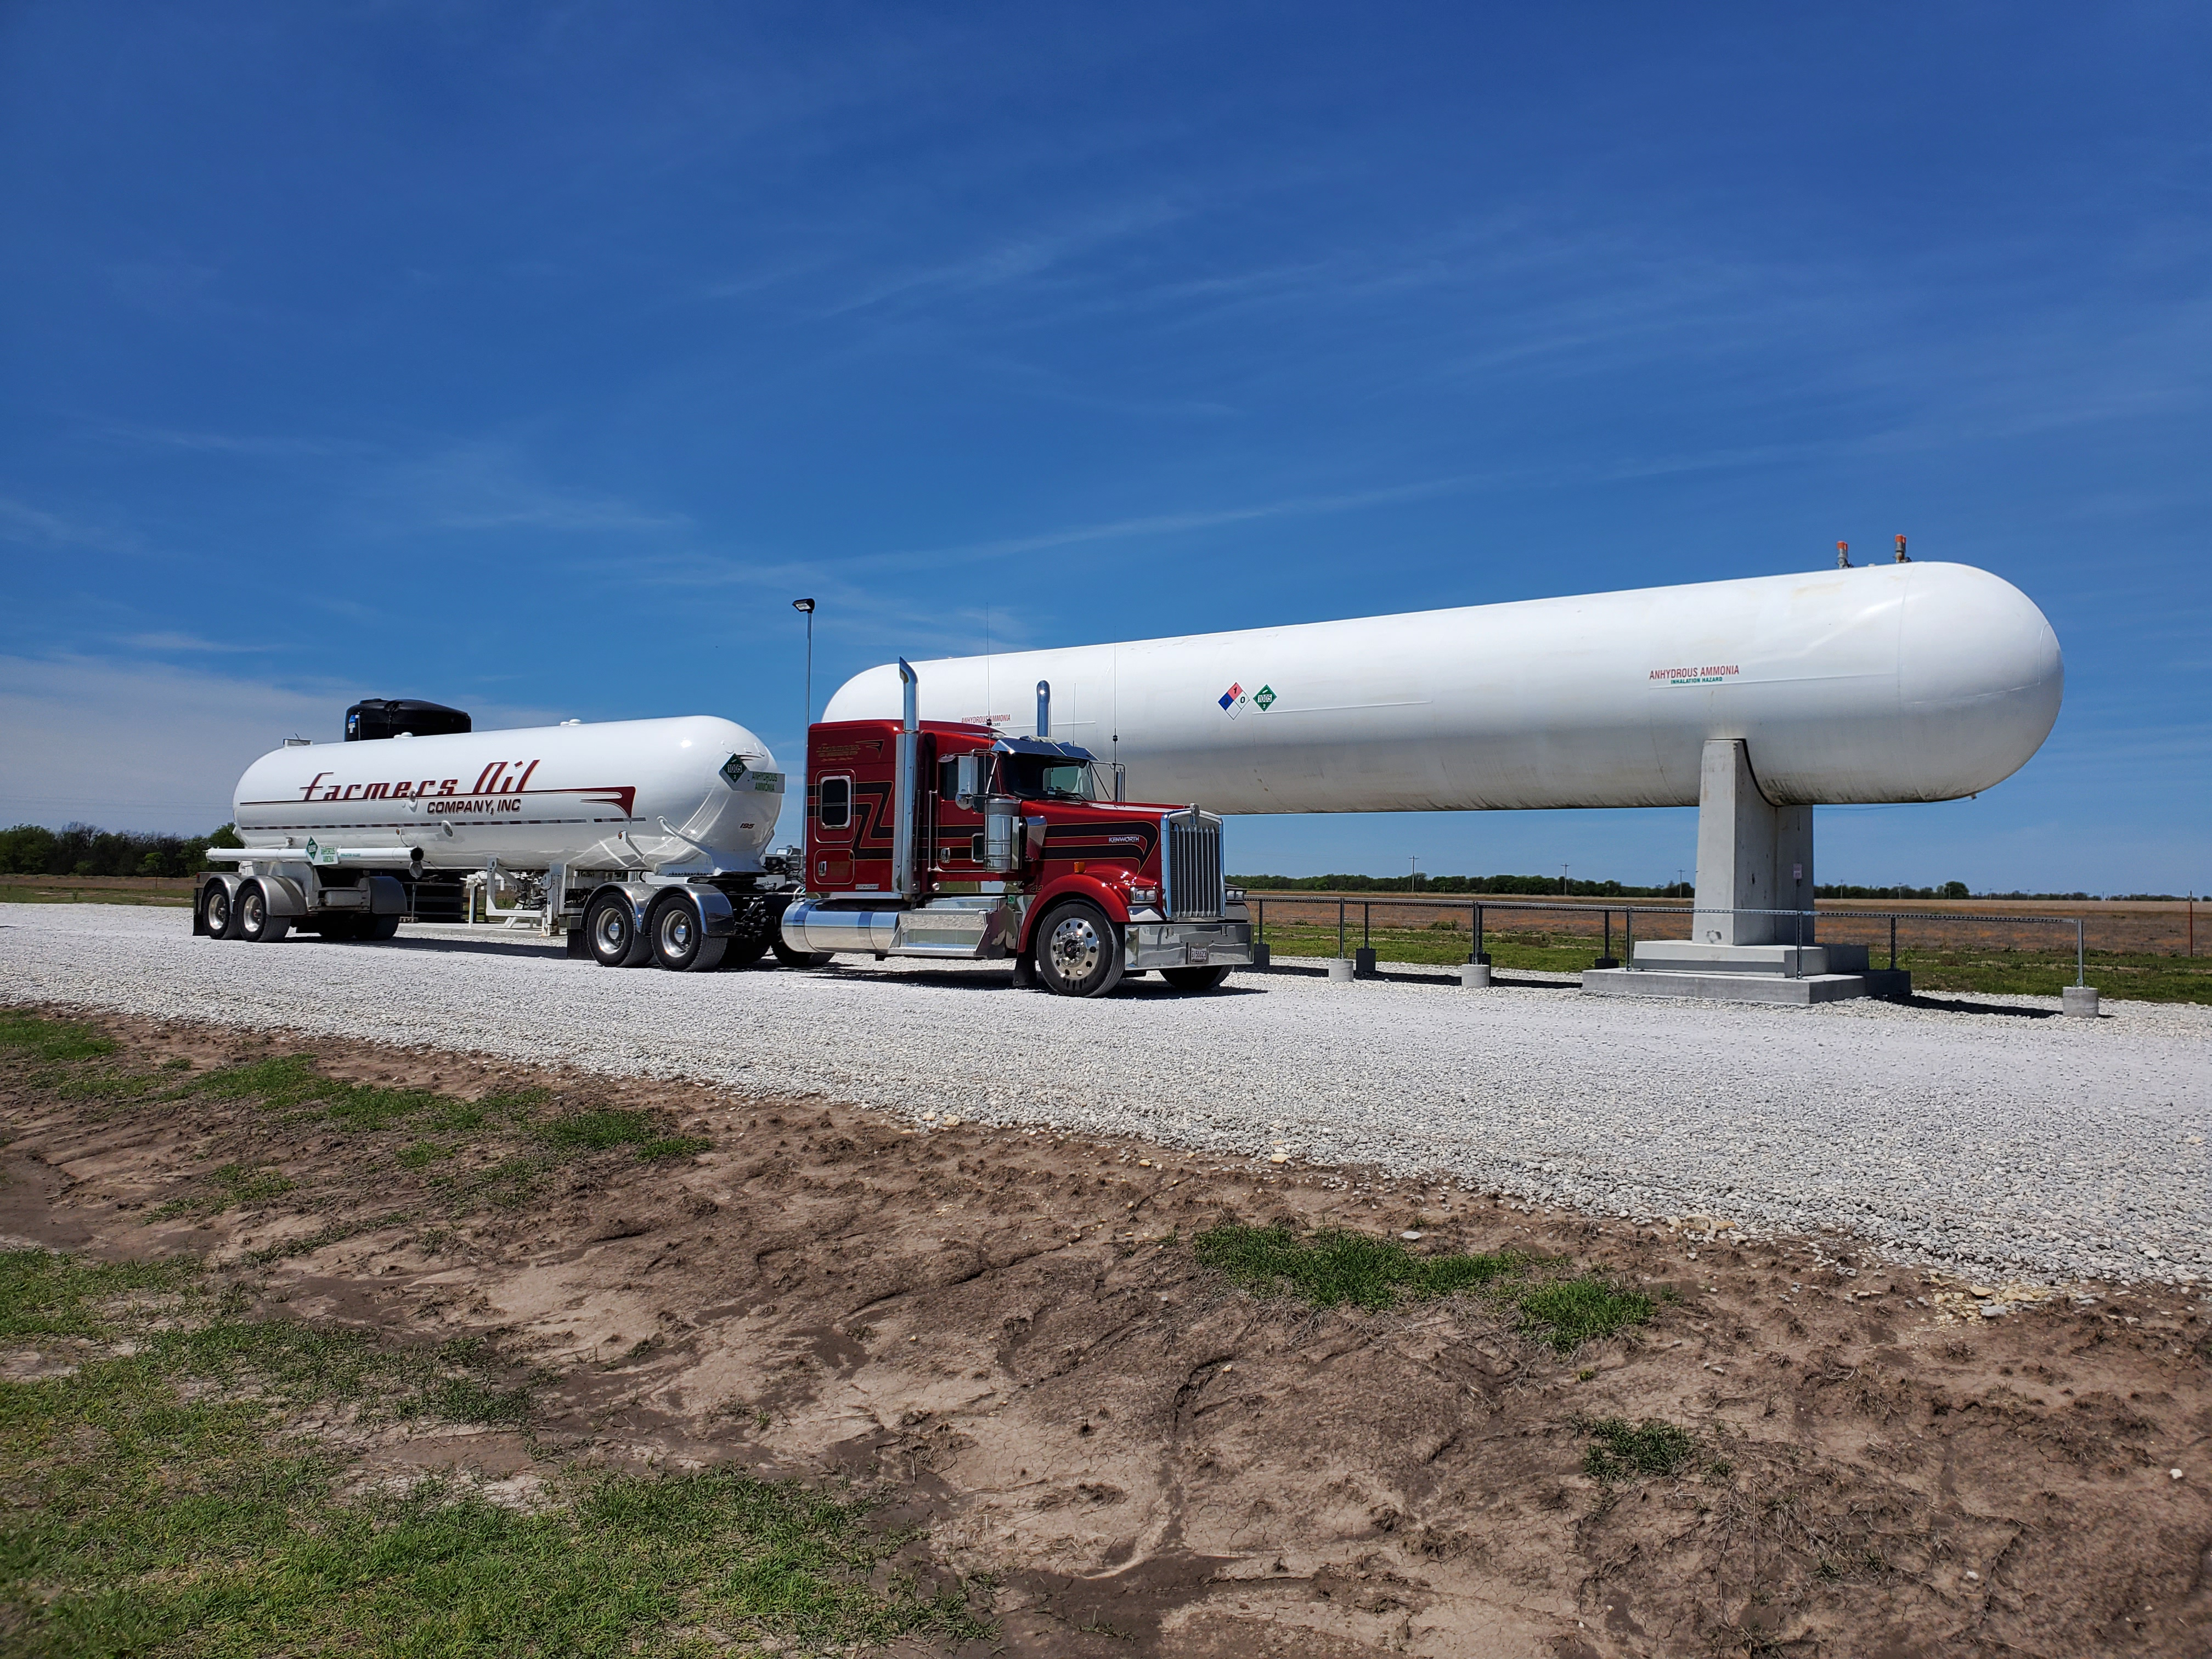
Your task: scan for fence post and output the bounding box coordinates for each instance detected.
[1338,899,1346,959]
[1889,915,1897,971]
[2076,918,2085,988]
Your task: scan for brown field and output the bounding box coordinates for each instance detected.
[5,1010,2208,1656]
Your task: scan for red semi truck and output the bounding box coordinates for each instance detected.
[777,662,1253,996]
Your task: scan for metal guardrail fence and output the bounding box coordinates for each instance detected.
[1247,894,2090,985]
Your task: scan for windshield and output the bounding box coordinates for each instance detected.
[997,754,1102,801]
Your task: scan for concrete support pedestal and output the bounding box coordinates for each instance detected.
[1353,946,1378,978]
[1327,958,1356,983]
[1693,738,1814,945]
[1250,940,1272,968]
[1582,739,1911,1005]
[2062,984,2100,1018]
[1460,962,1491,989]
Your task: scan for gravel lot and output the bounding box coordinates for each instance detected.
[6,901,2207,1286]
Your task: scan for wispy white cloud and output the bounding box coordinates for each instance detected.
[114,631,257,653]
[0,496,142,554]
[0,653,568,832]
[99,422,377,459]
[363,442,694,535]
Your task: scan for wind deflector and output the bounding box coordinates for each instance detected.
[991,736,1097,762]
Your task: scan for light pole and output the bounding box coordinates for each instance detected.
[1408,856,1419,894]
[792,599,816,731]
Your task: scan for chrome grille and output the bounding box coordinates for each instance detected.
[1164,810,1223,919]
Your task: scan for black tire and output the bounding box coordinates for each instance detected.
[235,881,290,944]
[362,914,400,940]
[202,881,239,939]
[1160,965,1231,991]
[770,936,833,969]
[585,892,652,967]
[1032,900,1126,998]
[650,894,728,973]
[720,934,770,969]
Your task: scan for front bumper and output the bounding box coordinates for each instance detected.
[1126,919,1254,970]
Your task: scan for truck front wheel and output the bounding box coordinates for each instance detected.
[1034,901,1127,998]
[1160,965,1232,991]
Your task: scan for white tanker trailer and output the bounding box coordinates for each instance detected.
[196,701,809,972]
[828,560,2064,962]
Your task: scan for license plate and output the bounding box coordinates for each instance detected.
[1187,946,1210,964]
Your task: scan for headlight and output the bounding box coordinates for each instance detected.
[1225,887,1245,902]
[1128,884,1159,906]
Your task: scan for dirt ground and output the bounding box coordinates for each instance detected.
[4,1008,2208,1658]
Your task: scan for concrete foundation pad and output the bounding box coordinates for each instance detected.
[1581,967,1876,1004]
[1631,939,1870,977]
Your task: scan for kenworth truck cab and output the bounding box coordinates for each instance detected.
[778,662,1252,996]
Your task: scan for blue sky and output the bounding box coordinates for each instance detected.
[3,2,2206,890]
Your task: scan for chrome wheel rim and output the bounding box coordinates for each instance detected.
[1047,914,1102,981]
[207,891,230,930]
[659,909,694,956]
[240,891,264,933]
[594,908,628,953]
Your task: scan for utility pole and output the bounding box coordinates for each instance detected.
[1408,856,1419,894]
[791,599,816,731]
[1561,863,1569,898]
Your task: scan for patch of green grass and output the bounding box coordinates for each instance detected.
[152,1161,299,1220]
[1194,1223,1654,1353]
[0,1250,193,1340]
[0,1249,995,1656]
[536,1111,710,1161]
[397,1142,452,1169]
[1576,1414,1696,1483]
[535,1109,661,1150]
[1252,922,1599,974]
[1245,922,2212,1004]
[1895,946,2212,1005]
[1194,1223,1523,1311]
[173,1052,333,1105]
[1514,1277,1655,1352]
[0,1011,117,1063]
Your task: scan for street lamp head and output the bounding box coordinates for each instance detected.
[792,597,816,614]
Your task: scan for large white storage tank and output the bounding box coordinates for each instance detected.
[230,715,784,873]
[825,563,2063,812]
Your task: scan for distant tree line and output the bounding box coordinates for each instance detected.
[0,822,241,879]
[1234,874,2193,902]
[1231,872,1694,898]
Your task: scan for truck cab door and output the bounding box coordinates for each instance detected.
[811,771,855,889]
[930,748,987,879]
